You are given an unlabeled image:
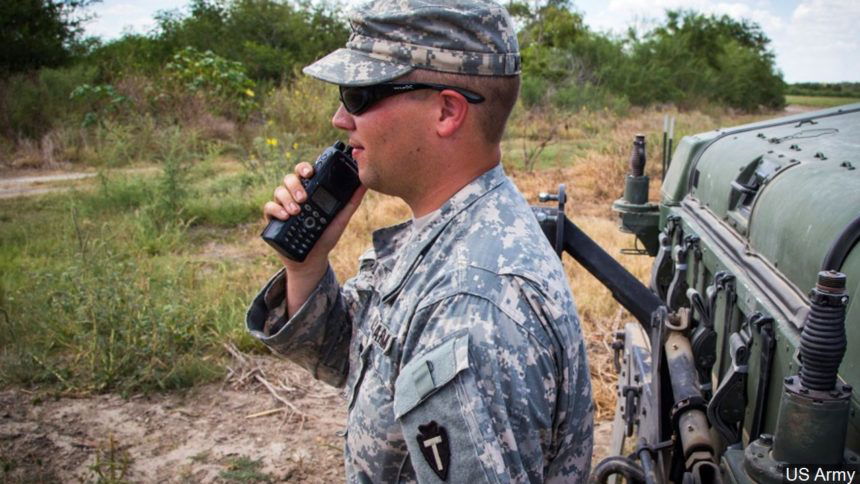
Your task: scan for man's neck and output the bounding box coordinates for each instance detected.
[408,158,499,217]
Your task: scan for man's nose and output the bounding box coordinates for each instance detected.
[332,104,355,131]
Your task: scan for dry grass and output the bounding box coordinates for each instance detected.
[317,107,777,420]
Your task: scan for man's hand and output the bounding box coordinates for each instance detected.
[263,161,367,316]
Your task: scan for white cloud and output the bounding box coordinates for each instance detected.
[586,0,781,36]
[578,0,858,82]
[83,1,188,40]
[771,0,860,81]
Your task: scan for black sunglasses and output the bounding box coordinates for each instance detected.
[339,82,485,115]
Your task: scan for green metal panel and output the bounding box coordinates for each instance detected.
[750,159,860,295]
[658,104,860,469]
[660,132,718,205]
[675,103,860,299]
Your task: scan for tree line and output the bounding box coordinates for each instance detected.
[1,0,792,146]
[785,82,860,98]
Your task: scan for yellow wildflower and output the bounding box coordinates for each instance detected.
[245,89,255,97]
[266,138,278,147]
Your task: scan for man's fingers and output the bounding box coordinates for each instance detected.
[274,186,301,215]
[283,173,307,203]
[296,162,314,179]
[263,201,289,221]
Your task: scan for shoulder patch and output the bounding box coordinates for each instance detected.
[417,420,450,481]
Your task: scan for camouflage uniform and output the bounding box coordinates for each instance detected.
[247,1,593,482]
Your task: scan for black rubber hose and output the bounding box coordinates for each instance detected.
[822,213,860,272]
[799,273,848,391]
[590,456,647,484]
[800,303,847,390]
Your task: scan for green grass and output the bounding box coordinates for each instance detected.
[786,95,860,107]
[0,161,269,394]
[0,105,769,398]
[219,456,274,483]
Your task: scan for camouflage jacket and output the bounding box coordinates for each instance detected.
[247,164,593,483]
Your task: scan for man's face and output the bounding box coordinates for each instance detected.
[331,90,433,198]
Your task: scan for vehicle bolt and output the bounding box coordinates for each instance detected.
[844,385,853,393]
[687,425,695,432]
[760,434,774,445]
[842,297,849,305]
[785,377,794,385]
[672,344,678,350]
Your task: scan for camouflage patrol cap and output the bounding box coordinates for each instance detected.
[303,0,521,86]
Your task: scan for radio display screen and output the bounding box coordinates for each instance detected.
[312,187,338,215]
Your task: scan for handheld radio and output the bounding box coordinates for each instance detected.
[261,141,361,262]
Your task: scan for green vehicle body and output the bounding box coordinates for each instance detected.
[606,103,860,482]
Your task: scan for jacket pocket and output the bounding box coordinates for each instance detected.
[393,334,470,420]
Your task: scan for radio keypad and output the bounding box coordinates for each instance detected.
[282,202,327,257]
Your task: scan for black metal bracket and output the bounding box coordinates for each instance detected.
[747,312,775,441]
[538,184,566,257]
[533,187,664,329]
[612,330,625,373]
[623,385,643,437]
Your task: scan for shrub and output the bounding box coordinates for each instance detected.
[0,64,99,139]
[516,5,784,112]
[165,47,258,120]
[261,74,340,147]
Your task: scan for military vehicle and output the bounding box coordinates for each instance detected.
[533,103,860,483]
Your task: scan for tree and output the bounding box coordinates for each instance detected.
[0,0,97,75]
[153,0,349,81]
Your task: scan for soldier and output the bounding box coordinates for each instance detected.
[247,0,594,482]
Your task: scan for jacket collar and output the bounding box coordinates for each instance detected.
[373,164,508,302]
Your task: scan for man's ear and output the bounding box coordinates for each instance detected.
[435,90,469,138]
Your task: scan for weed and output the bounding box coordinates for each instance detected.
[219,456,273,483]
[190,450,211,463]
[88,434,132,484]
[261,75,341,147]
[0,190,250,393]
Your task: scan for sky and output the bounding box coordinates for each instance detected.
[82,0,860,83]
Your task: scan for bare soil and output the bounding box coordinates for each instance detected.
[1,354,347,483]
[1,350,613,483]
